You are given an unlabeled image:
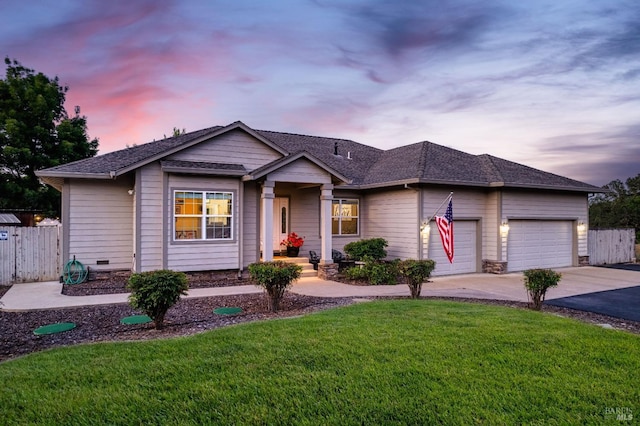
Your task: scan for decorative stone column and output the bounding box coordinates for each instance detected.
[318,263,339,280]
[482,260,508,274]
[260,181,275,262]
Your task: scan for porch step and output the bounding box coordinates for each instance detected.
[277,256,317,277]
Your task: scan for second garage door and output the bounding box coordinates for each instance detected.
[507,220,573,272]
[429,220,477,276]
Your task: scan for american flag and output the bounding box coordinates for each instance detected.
[435,198,454,263]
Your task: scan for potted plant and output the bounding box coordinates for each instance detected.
[280,232,304,257]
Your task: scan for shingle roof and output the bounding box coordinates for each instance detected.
[36,121,600,192]
[37,126,223,175]
[255,130,382,185]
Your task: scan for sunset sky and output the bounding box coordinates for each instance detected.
[1,0,638,186]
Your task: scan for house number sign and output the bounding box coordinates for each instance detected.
[0,231,8,241]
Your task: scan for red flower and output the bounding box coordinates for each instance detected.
[281,232,304,248]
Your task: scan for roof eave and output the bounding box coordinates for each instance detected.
[497,182,604,193]
[36,170,114,180]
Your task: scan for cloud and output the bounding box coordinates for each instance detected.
[538,124,640,185]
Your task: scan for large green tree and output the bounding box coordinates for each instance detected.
[0,58,98,218]
[589,173,640,240]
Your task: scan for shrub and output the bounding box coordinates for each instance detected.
[344,238,388,261]
[399,259,436,298]
[343,258,400,285]
[248,261,302,312]
[127,270,188,330]
[344,265,368,281]
[523,268,562,310]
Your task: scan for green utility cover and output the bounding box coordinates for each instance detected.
[213,307,243,315]
[120,315,152,325]
[33,322,77,335]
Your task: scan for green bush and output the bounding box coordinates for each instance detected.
[344,238,388,261]
[343,258,400,285]
[344,265,368,281]
[248,261,302,312]
[399,259,436,298]
[523,268,562,310]
[127,270,188,330]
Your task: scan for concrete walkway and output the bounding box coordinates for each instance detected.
[1,266,638,312]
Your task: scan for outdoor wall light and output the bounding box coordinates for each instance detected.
[500,221,510,234]
[420,222,430,234]
[577,221,586,232]
[127,189,135,196]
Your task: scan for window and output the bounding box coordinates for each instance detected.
[174,191,233,240]
[332,199,359,235]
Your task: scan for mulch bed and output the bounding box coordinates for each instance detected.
[2,273,640,363]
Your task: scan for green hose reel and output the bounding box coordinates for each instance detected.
[63,255,88,285]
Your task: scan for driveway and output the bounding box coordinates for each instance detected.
[546,265,640,322]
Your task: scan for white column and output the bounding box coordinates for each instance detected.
[320,184,334,264]
[261,181,275,262]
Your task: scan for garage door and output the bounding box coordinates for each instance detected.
[507,220,573,272]
[429,220,477,276]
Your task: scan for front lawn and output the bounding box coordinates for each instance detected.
[1,300,638,424]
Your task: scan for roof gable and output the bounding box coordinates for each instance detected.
[245,152,351,184]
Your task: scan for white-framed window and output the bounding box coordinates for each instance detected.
[332,199,359,235]
[174,191,233,240]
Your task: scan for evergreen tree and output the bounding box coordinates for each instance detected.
[0,58,98,217]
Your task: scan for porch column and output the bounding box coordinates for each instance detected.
[261,181,275,262]
[320,184,334,264]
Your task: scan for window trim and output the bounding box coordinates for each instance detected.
[173,190,234,242]
[332,198,360,236]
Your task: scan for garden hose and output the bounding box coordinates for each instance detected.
[63,256,88,285]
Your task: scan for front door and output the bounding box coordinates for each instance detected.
[273,197,289,254]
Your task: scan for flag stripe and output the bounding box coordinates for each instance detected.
[435,199,454,263]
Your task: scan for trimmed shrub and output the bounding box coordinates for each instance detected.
[248,261,302,312]
[127,270,188,330]
[523,268,562,310]
[399,259,436,298]
[343,258,400,285]
[344,238,388,261]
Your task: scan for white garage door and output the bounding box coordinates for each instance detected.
[508,220,573,272]
[429,220,477,276]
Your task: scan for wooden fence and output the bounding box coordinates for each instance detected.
[0,226,60,285]
[588,229,636,265]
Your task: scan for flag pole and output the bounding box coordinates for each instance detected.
[424,192,453,225]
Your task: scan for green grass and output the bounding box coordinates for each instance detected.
[1,300,638,425]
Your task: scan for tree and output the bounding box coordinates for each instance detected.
[0,58,98,218]
[589,173,640,241]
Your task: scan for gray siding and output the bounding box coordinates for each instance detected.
[268,159,332,184]
[242,182,260,267]
[67,178,134,270]
[137,164,164,271]
[502,191,586,219]
[167,129,282,171]
[166,175,241,271]
[364,189,418,259]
